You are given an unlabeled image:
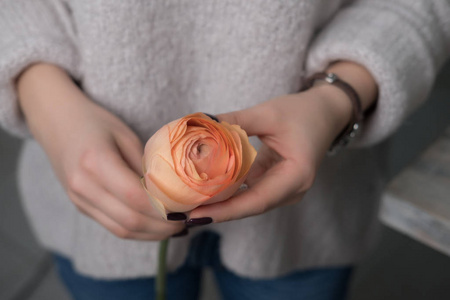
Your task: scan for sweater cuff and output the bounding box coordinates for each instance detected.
[0,38,79,138]
[306,1,448,147]
[0,0,80,138]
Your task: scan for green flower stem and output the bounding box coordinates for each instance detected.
[156,238,169,300]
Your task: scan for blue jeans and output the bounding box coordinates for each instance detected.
[53,231,353,300]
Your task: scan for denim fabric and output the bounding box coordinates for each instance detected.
[53,231,353,300]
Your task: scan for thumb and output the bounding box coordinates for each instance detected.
[114,131,144,175]
[215,105,272,137]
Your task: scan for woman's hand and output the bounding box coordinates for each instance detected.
[17,63,185,240]
[189,61,377,223]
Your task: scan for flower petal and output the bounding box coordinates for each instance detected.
[146,154,210,206]
[144,125,175,169]
[222,122,257,180]
[202,174,247,205]
[140,177,167,218]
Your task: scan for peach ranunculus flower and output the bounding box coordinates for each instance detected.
[141,112,257,219]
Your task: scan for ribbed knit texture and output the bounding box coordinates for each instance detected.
[1,0,449,279]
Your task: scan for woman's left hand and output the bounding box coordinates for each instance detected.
[188,61,377,223]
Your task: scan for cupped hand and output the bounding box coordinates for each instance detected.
[17,64,185,240]
[57,101,185,240]
[188,85,353,223]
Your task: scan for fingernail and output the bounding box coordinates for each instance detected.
[172,228,188,238]
[203,113,219,122]
[167,213,187,221]
[186,217,213,227]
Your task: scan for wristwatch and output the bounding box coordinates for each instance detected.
[304,72,364,155]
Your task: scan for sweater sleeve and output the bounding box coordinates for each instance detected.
[0,0,80,138]
[306,0,450,147]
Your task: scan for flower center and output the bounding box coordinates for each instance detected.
[189,140,218,180]
[193,143,210,159]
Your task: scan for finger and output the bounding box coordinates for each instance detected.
[81,148,155,217]
[71,193,174,240]
[69,171,182,234]
[244,144,282,187]
[216,104,277,137]
[189,160,311,223]
[114,130,144,175]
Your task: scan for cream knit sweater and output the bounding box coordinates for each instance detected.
[1,0,449,279]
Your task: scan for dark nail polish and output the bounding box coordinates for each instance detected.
[172,228,188,238]
[167,213,187,221]
[186,217,213,227]
[203,113,219,122]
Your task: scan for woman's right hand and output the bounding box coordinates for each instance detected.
[17,63,185,240]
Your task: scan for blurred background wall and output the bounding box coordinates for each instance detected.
[0,62,449,299]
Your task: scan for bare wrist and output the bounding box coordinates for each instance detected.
[306,84,354,139]
[16,63,89,142]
